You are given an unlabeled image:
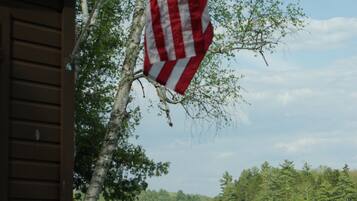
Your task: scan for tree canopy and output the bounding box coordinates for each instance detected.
[215,161,357,201]
[74,1,169,200]
[133,162,357,201]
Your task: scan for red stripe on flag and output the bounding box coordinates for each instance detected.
[156,60,178,85]
[204,23,214,51]
[150,0,169,61]
[175,55,204,95]
[168,0,186,59]
[174,23,214,94]
[199,0,208,10]
[188,0,204,55]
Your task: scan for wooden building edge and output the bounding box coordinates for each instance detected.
[0,1,75,200]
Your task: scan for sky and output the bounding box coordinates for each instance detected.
[133,0,357,197]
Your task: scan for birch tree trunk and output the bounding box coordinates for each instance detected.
[84,0,146,200]
[80,0,89,21]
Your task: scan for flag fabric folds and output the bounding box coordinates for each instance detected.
[144,0,214,95]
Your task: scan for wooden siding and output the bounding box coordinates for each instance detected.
[60,5,75,201]
[0,0,63,12]
[0,1,74,200]
[0,7,11,201]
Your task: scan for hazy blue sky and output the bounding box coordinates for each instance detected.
[134,0,357,196]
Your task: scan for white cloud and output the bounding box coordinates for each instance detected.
[282,17,357,51]
[235,109,251,125]
[351,92,357,99]
[216,152,235,160]
[274,137,338,153]
[238,53,357,108]
[274,134,357,153]
[246,88,315,106]
[276,88,314,106]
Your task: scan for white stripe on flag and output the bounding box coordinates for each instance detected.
[165,58,191,90]
[178,0,196,57]
[158,0,176,60]
[145,6,161,63]
[201,3,210,32]
[143,0,213,95]
[148,61,165,79]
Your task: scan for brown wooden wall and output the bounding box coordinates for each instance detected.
[0,1,75,200]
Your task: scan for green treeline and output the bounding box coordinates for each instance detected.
[137,161,357,201]
[215,161,357,201]
[138,189,213,201]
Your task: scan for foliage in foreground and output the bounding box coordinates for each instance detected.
[74,1,168,201]
[215,161,357,201]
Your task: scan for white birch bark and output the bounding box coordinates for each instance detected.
[84,0,146,200]
[80,0,99,25]
[80,0,90,22]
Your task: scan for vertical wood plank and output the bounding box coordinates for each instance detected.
[0,6,10,201]
[60,4,75,201]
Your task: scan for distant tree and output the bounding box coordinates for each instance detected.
[235,168,261,201]
[158,189,175,201]
[138,189,174,201]
[299,162,316,201]
[137,189,212,201]
[137,190,160,201]
[333,165,357,201]
[220,172,234,192]
[176,190,187,201]
[216,172,237,201]
[217,161,357,201]
[316,180,334,201]
[349,170,357,186]
[321,166,340,187]
[275,160,299,201]
[255,162,275,201]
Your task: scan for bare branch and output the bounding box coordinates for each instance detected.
[146,78,184,104]
[259,50,269,66]
[181,104,195,119]
[133,73,145,80]
[154,85,173,127]
[210,40,278,54]
[136,79,146,98]
[134,69,143,75]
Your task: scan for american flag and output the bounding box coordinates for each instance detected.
[144,0,214,95]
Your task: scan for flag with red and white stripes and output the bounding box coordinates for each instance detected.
[144,0,214,95]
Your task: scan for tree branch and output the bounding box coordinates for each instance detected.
[136,78,146,98]
[66,0,107,71]
[156,86,174,127]
[134,69,143,75]
[259,50,269,66]
[146,78,184,105]
[133,73,145,80]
